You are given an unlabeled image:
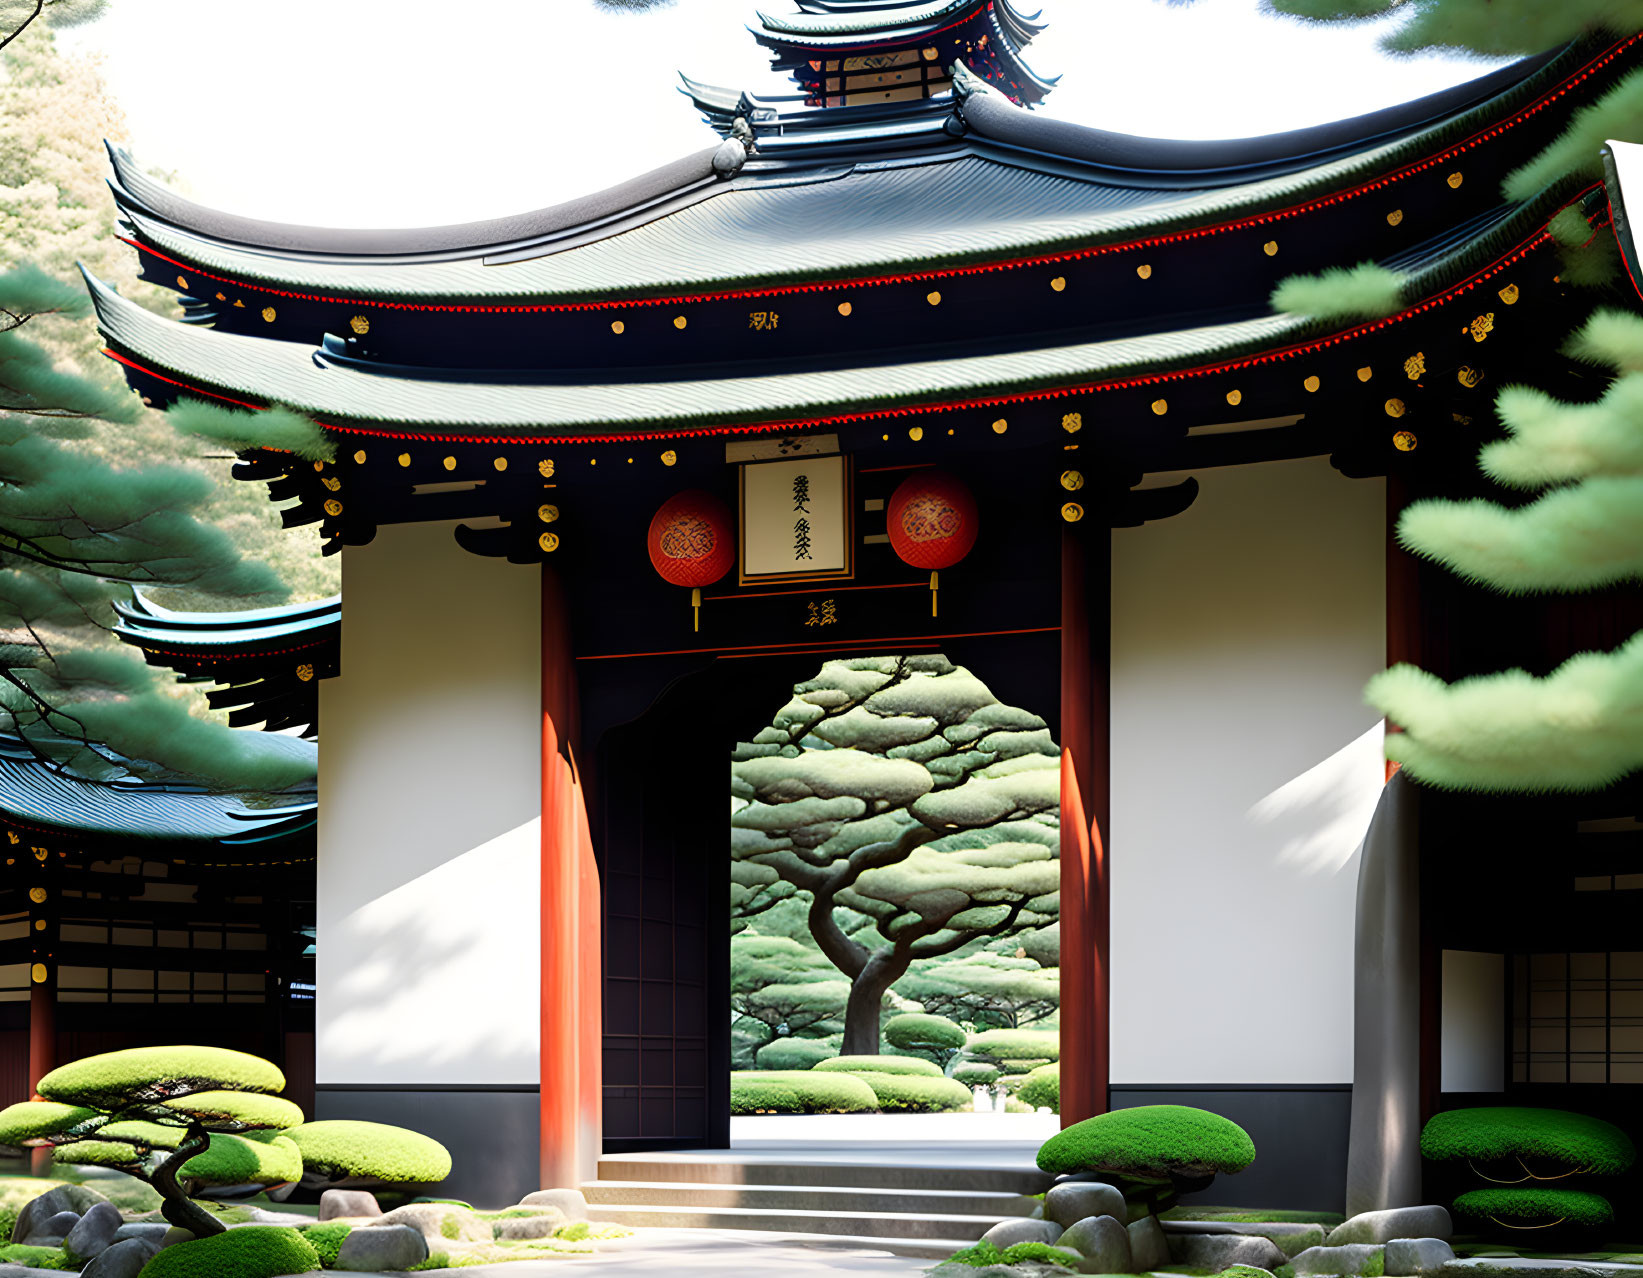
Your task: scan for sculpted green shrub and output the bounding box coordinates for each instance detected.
[1423,1107,1634,1237]
[883,1013,967,1067]
[284,1120,451,1191]
[1017,1062,1059,1112]
[754,1039,836,1071]
[1038,1105,1255,1215]
[848,1072,972,1113]
[730,1070,877,1115]
[952,1062,1000,1087]
[0,1046,299,1238]
[967,1029,1059,1064]
[814,1055,942,1078]
[1453,1188,1613,1232]
[135,1226,319,1278]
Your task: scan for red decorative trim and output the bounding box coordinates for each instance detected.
[117,36,1638,318]
[104,203,1574,446]
[129,639,330,663]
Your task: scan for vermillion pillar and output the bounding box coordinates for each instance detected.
[540,566,602,1190]
[1060,527,1111,1126]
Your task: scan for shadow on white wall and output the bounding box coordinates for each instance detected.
[1247,722,1385,878]
[320,816,542,1083]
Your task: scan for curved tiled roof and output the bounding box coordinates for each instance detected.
[0,732,315,846]
[112,592,340,652]
[101,43,1583,305]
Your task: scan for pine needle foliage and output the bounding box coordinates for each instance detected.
[1265,0,1643,207]
[1368,308,1643,791]
[1269,262,1406,320]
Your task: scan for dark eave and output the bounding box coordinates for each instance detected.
[83,177,1576,440]
[111,591,340,648]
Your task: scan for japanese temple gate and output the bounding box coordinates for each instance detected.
[63,0,1643,1207]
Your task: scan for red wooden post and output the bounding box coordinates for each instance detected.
[1060,527,1111,1126]
[540,565,600,1190]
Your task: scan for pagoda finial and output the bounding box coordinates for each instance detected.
[749,0,1055,111]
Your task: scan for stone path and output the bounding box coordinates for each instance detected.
[272,1227,930,1276]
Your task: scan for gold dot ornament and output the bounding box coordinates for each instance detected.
[176,274,189,289]
[1447,172,1464,189]
[323,499,343,517]
[539,459,555,478]
[1061,470,1085,491]
[1404,352,1426,381]
[296,664,315,682]
[1387,209,1404,226]
[494,457,508,471]
[909,426,924,441]
[1304,375,1320,393]
[349,315,371,335]
[991,418,1008,434]
[1136,263,1152,280]
[539,532,560,553]
[261,306,277,322]
[1456,366,1483,389]
[837,302,853,317]
[673,316,688,330]
[927,291,942,306]
[1498,283,1519,305]
[1262,241,1278,257]
[1385,398,1407,418]
[442,456,457,471]
[1061,502,1084,523]
[1226,389,1242,406]
[31,963,46,984]
[1470,313,1494,343]
[1051,276,1067,292]
[398,453,412,467]
[1061,412,1082,434]
[1393,430,1418,452]
[1357,366,1374,382]
[611,320,625,334]
[1151,398,1168,415]
[29,886,46,903]
[353,449,367,464]
[662,450,677,466]
[539,504,560,523]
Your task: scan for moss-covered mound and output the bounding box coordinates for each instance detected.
[39,1046,285,1109]
[754,1039,835,1071]
[136,1226,319,1278]
[1422,1108,1636,1176]
[298,1221,351,1267]
[814,1055,943,1078]
[944,1238,1081,1269]
[730,1070,878,1115]
[286,1120,451,1188]
[1453,1187,1614,1230]
[967,1029,1060,1063]
[1038,1104,1256,1178]
[884,1014,967,1057]
[849,1072,973,1113]
[0,1101,100,1147]
[1017,1062,1059,1111]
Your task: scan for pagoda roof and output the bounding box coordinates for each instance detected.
[753,0,1043,44]
[112,591,340,652]
[83,176,1554,439]
[0,731,315,848]
[104,45,1566,307]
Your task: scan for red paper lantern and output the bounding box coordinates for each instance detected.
[886,470,978,617]
[648,490,735,629]
[887,470,979,570]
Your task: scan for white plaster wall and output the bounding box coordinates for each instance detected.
[318,521,542,1085]
[1111,457,1385,1084]
[1442,950,1506,1093]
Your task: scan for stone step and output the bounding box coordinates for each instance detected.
[583,1177,1038,1218]
[595,1155,1051,1194]
[585,1201,1005,1243]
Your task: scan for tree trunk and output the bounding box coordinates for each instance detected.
[840,951,909,1055]
[150,1123,226,1238]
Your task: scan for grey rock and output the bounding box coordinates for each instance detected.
[930,1264,1072,1278]
[20,1208,81,1248]
[65,1201,123,1260]
[1293,1244,1386,1275]
[979,1217,1064,1249]
[337,1223,429,1272]
[80,1237,163,1278]
[1385,1238,1456,1276]
[11,1184,105,1245]
[1328,1207,1451,1246]
[495,1213,562,1241]
[711,138,747,179]
[1176,1232,1291,1273]
[1163,1221,1328,1258]
[521,1187,586,1220]
[1131,1215,1172,1270]
[1061,1212,1133,1272]
[320,1189,383,1221]
[1028,1202,1045,1220]
[111,1223,171,1246]
[1045,1180,1127,1229]
[0,1266,74,1278]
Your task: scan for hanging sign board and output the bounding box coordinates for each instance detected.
[739,454,854,583]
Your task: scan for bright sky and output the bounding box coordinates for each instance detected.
[59,0,1511,229]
